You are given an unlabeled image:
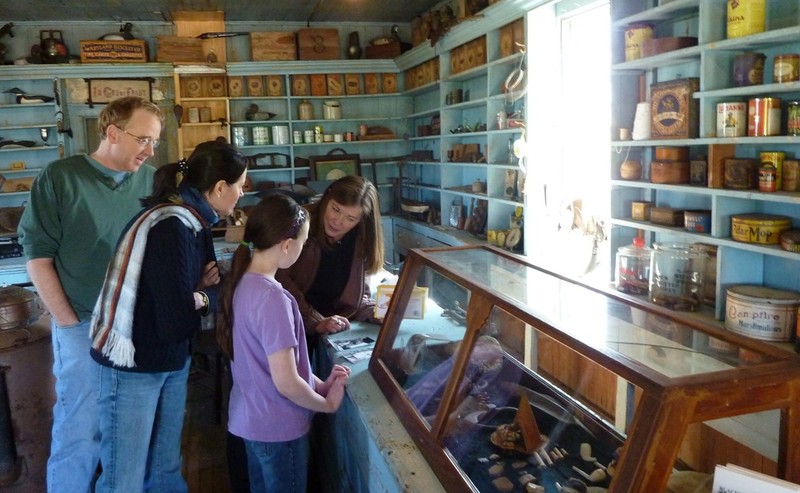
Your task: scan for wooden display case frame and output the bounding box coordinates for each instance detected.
[369,245,800,492]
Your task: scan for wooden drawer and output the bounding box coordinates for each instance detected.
[393,226,447,256]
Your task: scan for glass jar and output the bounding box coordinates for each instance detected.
[615,236,652,295]
[298,99,314,120]
[788,101,800,136]
[649,242,707,311]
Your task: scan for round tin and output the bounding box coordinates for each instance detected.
[684,210,711,233]
[716,102,746,137]
[731,213,792,244]
[788,101,800,136]
[727,0,766,39]
[759,163,777,192]
[725,285,800,342]
[733,52,765,86]
[759,151,785,189]
[748,97,782,136]
[780,230,800,253]
[624,23,653,61]
[773,54,800,83]
[783,159,800,191]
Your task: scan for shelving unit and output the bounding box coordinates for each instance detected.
[610,0,800,321]
[174,65,231,159]
[404,28,526,240]
[0,76,64,209]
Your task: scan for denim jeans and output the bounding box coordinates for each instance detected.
[95,357,190,493]
[47,319,100,493]
[244,433,309,493]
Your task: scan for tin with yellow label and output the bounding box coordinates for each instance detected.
[624,23,653,62]
[731,213,792,245]
[760,151,785,189]
[727,0,765,39]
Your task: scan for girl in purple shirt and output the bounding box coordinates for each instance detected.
[217,194,350,492]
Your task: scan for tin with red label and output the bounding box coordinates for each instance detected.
[759,163,777,192]
[748,97,782,136]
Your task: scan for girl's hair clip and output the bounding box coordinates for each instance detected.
[239,240,254,250]
[178,158,188,175]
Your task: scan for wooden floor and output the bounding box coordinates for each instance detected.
[183,350,232,493]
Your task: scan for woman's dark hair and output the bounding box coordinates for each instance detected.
[141,139,248,207]
[217,194,308,359]
[309,175,384,275]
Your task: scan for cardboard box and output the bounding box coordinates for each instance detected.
[297,28,339,60]
[345,74,361,95]
[310,74,327,96]
[156,36,204,63]
[374,285,428,320]
[364,73,380,94]
[291,75,309,96]
[246,76,264,97]
[266,75,283,97]
[227,76,244,97]
[650,78,700,139]
[327,74,344,96]
[249,32,297,61]
[80,40,148,63]
[381,73,397,93]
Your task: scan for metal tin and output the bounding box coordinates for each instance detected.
[314,125,323,143]
[303,129,314,144]
[759,162,777,192]
[684,210,711,233]
[624,23,653,61]
[359,124,368,136]
[748,97,782,136]
[727,0,765,39]
[783,159,800,191]
[716,102,746,137]
[232,126,249,147]
[780,230,800,253]
[345,131,355,142]
[293,130,303,144]
[733,52,765,86]
[773,54,800,83]
[760,151,785,189]
[631,201,653,221]
[725,285,800,342]
[724,158,758,189]
[788,101,800,136]
[731,213,792,244]
[323,100,342,120]
[251,126,270,145]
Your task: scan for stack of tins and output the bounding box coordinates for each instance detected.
[651,146,689,184]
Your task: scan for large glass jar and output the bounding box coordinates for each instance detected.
[649,242,707,311]
[615,236,652,295]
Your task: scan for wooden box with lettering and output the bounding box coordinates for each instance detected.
[650,78,700,139]
[204,75,227,97]
[345,74,361,95]
[381,73,397,94]
[310,74,327,96]
[227,77,244,98]
[364,73,380,94]
[81,40,148,63]
[181,77,203,98]
[267,76,283,97]
[327,74,344,96]
[246,76,265,97]
[249,32,297,61]
[297,28,340,60]
[292,75,309,96]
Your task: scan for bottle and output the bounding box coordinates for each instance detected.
[298,99,314,120]
[615,236,652,295]
[497,111,507,130]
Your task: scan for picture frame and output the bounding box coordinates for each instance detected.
[85,78,153,107]
[309,150,361,181]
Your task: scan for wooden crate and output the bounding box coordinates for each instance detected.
[204,75,227,97]
[297,28,339,60]
[365,41,401,59]
[310,74,327,96]
[227,77,244,98]
[345,74,361,95]
[267,76,283,97]
[156,36,204,63]
[246,76,264,97]
[500,23,514,58]
[292,75,309,96]
[381,73,397,93]
[80,40,148,63]
[364,73,380,94]
[250,32,297,61]
[173,11,226,63]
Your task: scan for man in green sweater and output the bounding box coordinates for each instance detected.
[18,96,163,493]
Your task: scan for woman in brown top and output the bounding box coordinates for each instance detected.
[276,175,384,337]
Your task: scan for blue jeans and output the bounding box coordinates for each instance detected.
[244,434,309,493]
[95,357,190,493]
[47,319,100,493]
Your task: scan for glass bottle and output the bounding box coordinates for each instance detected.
[649,242,707,311]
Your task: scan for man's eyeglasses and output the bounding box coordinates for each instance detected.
[119,127,160,149]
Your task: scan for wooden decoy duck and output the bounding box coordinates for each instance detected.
[3,87,54,104]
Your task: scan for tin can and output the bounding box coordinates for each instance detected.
[759,162,777,192]
[303,129,314,144]
[624,23,653,61]
[358,124,368,137]
[748,97,781,136]
[783,159,800,191]
[725,285,800,342]
[292,130,303,144]
[345,131,355,142]
[788,101,800,136]
[684,210,711,233]
[716,102,746,137]
[731,213,792,244]
[314,125,323,143]
[727,0,765,39]
[760,151,785,189]
[773,54,800,83]
[251,126,270,145]
[733,52,766,86]
[232,127,249,147]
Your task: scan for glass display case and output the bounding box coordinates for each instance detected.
[368,245,800,493]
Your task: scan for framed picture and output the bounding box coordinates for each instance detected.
[309,150,361,181]
[85,78,153,107]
